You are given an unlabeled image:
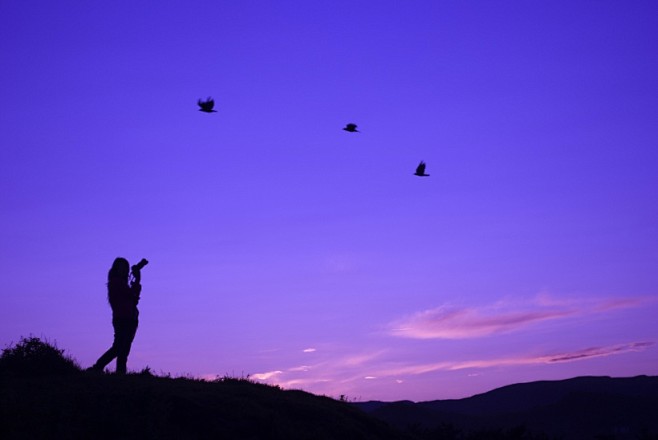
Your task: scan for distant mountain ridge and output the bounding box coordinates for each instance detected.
[353,375,658,439]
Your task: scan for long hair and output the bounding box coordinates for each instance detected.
[107,257,130,304]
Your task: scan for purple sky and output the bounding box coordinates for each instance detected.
[1,1,657,402]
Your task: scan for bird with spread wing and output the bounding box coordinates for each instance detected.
[414,161,430,177]
[197,97,217,113]
[343,123,359,132]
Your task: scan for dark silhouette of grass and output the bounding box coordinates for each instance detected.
[6,337,652,439]
[0,337,407,439]
[0,336,80,377]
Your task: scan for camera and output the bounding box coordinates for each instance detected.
[132,258,149,272]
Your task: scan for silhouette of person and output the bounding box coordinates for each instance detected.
[89,257,142,374]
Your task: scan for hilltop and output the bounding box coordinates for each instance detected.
[1,372,409,440]
[0,337,404,440]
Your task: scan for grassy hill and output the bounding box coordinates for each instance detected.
[1,373,413,439]
[0,337,405,440]
[4,337,656,439]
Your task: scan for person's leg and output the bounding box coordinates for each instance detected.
[90,320,120,371]
[115,320,138,375]
[91,346,116,371]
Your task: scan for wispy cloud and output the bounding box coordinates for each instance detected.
[389,306,574,339]
[251,370,283,381]
[229,294,656,399]
[372,341,654,377]
[289,365,311,372]
[388,294,651,340]
[249,349,387,392]
[546,342,654,363]
[247,341,653,395]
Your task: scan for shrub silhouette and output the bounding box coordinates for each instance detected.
[0,336,80,377]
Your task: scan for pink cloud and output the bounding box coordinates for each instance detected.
[592,297,653,312]
[546,342,654,363]
[390,306,574,339]
[371,341,655,377]
[248,350,388,393]
[222,295,656,399]
[245,341,654,398]
[251,370,283,380]
[389,295,651,340]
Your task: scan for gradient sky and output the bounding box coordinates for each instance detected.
[1,1,657,402]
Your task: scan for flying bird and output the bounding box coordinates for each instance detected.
[414,161,430,177]
[197,97,217,113]
[343,123,359,132]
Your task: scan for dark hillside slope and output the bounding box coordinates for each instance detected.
[0,373,407,440]
[420,375,658,415]
[354,376,658,439]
